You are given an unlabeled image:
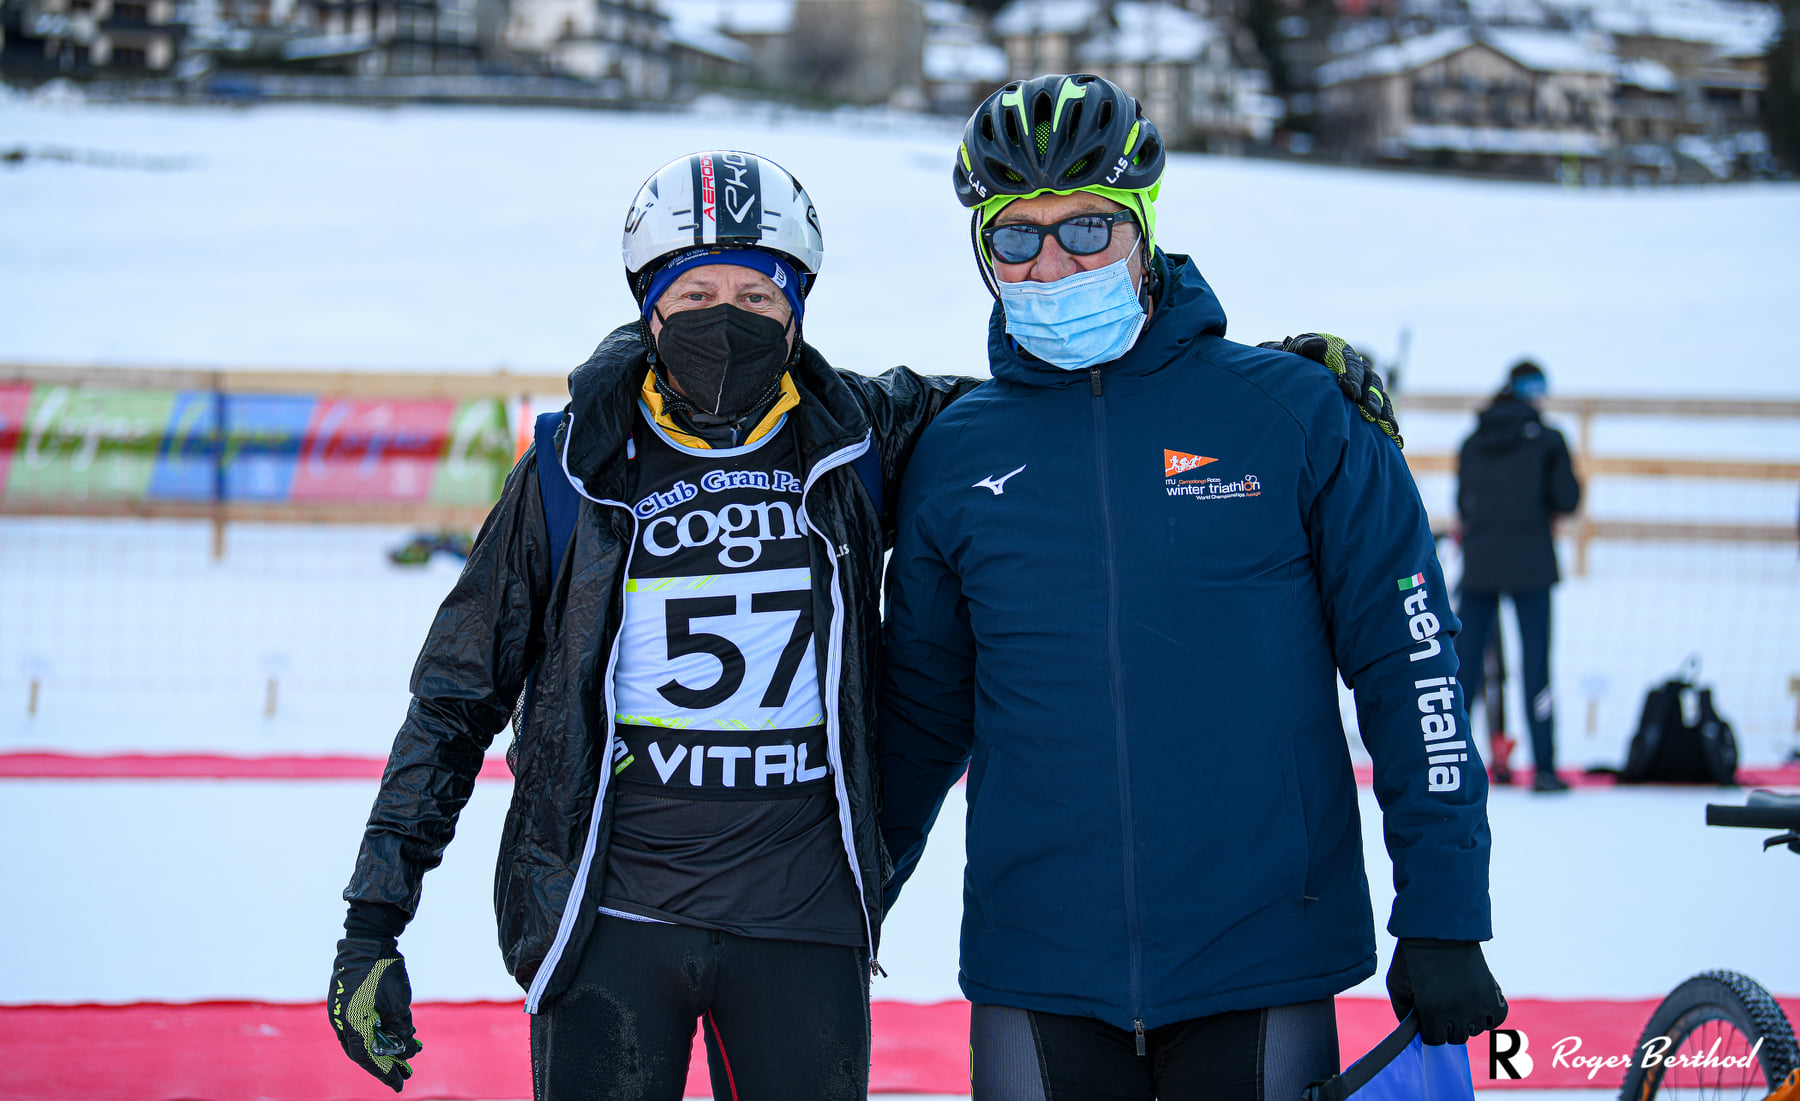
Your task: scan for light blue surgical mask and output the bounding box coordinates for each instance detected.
[995,252,1147,371]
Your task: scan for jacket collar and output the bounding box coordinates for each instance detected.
[985,251,1228,388]
[638,370,801,450]
[561,323,869,500]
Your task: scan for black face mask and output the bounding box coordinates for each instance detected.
[653,304,793,419]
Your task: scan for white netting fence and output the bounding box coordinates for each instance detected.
[1,394,1795,770]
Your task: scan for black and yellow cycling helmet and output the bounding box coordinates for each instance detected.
[954,74,1166,289]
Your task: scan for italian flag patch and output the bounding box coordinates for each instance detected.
[1396,572,1426,591]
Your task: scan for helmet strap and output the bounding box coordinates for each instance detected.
[971,213,1004,301]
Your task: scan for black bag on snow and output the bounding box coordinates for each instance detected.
[1621,658,1738,785]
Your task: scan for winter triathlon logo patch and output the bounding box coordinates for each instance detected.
[1164,449,1216,477]
[1165,448,1260,502]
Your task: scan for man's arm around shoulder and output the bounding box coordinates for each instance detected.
[837,366,982,543]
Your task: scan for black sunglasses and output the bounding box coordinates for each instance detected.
[982,209,1138,265]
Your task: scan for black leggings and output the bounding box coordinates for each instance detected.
[530,915,870,1101]
[971,999,1339,1101]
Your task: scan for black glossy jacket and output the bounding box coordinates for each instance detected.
[343,323,974,1012]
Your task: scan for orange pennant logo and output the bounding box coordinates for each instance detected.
[1164,450,1216,477]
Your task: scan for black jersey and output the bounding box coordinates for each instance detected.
[597,403,863,945]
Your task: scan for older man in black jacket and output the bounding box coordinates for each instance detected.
[1454,360,1582,793]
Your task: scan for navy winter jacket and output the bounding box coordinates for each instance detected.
[877,254,1493,1034]
[1456,394,1582,593]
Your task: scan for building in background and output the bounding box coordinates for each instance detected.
[1316,0,1779,179]
[921,0,1004,114]
[991,0,1277,147]
[657,0,930,104]
[1,0,187,76]
[503,0,669,89]
[788,0,925,104]
[1318,25,1617,174]
[1080,0,1277,149]
[657,0,791,89]
[662,9,748,85]
[283,0,483,73]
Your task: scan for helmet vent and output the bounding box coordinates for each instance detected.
[1030,90,1055,158]
[986,156,1025,185]
[1065,154,1094,179]
[1136,132,1163,165]
[980,113,996,142]
[1097,100,1114,130]
[1066,100,1084,135]
[1001,107,1023,149]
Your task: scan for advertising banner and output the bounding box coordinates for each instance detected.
[4,386,179,501]
[1,383,512,509]
[0,385,30,493]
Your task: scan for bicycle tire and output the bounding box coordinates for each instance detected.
[1619,970,1800,1101]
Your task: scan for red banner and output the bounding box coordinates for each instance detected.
[0,385,35,494]
[289,398,459,502]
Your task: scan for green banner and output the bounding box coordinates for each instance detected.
[428,397,514,505]
[5,386,179,501]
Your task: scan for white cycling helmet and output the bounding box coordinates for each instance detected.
[622,150,824,303]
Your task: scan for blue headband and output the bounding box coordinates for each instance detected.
[643,248,804,322]
[1510,374,1547,402]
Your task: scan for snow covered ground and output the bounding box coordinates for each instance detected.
[3,773,1798,1005]
[1,96,1798,1098]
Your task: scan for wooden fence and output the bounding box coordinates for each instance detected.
[1397,392,1800,573]
[2,366,1796,568]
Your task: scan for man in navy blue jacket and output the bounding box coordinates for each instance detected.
[878,75,1506,1099]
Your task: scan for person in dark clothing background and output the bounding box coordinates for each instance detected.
[1454,361,1583,793]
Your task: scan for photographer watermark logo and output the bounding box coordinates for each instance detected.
[1490,1029,1534,1080]
[1489,1028,1765,1082]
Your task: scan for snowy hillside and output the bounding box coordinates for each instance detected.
[3,95,1799,395]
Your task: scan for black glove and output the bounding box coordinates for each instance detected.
[1258,333,1403,448]
[1386,937,1508,1045]
[329,936,423,1092]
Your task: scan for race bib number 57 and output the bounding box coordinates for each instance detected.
[613,567,822,731]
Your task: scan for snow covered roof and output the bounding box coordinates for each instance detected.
[1082,1,1220,64]
[1615,56,1675,92]
[1319,25,1615,85]
[1404,123,1609,156]
[925,39,1009,82]
[1403,0,1777,57]
[656,0,792,37]
[667,22,751,63]
[1481,27,1614,74]
[1317,27,1473,85]
[924,0,984,30]
[992,0,1099,37]
[1582,0,1776,57]
[1460,0,1552,23]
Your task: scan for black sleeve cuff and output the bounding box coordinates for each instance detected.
[343,900,409,944]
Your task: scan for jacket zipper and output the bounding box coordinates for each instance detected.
[1090,367,1145,1047]
[800,429,880,973]
[524,413,638,1014]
